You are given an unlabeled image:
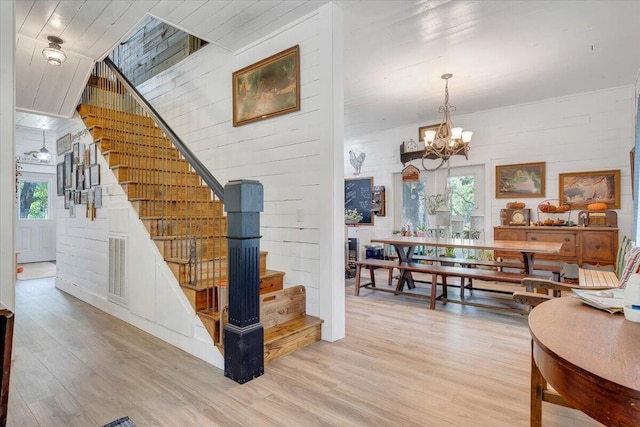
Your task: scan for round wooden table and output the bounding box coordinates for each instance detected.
[528,297,640,426]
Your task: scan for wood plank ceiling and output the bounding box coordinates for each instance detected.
[13,0,640,140]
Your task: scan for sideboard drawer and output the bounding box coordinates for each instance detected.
[525,231,577,257]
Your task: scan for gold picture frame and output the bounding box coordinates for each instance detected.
[232,45,300,127]
[559,169,621,209]
[496,162,546,198]
[418,123,448,142]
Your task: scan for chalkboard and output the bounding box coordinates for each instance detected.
[345,177,373,225]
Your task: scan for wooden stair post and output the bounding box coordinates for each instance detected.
[223,180,264,384]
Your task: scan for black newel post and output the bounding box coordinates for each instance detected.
[223,180,264,383]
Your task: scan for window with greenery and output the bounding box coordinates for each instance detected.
[448,175,475,232]
[402,180,427,234]
[19,181,49,219]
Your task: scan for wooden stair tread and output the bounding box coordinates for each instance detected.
[264,315,323,343]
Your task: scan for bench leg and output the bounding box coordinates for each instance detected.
[369,266,376,288]
[468,278,474,295]
[460,277,465,300]
[387,267,394,286]
[441,275,448,305]
[355,264,362,296]
[429,273,438,310]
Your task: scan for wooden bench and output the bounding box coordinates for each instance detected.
[578,267,619,289]
[388,254,562,280]
[355,258,550,311]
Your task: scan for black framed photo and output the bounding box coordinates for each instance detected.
[63,153,73,189]
[56,133,72,155]
[94,186,102,208]
[73,142,85,166]
[90,164,100,187]
[89,143,97,165]
[56,162,64,196]
[64,189,71,209]
[85,167,91,188]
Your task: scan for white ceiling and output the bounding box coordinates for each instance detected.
[14,0,640,140]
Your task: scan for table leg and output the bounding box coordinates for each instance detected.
[531,339,544,427]
[394,245,416,290]
[522,252,535,275]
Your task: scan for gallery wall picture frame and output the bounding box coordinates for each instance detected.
[84,167,91,188]
[94,186,102,208]
[81,190,87,205]
[496,161,546,199]
[559,169,621,209]
[63,153,73,189]
[56,133,72,155]
[232,45,300,127]
[73,142,85,166]
[89,143,97,165]
[56,162,64,196]
[64,189,71,209]
[90,164,100,187]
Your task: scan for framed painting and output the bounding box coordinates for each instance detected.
[56,133,72,155]
[56,162,64,196]
[496,162,546,198]
[73,142,85,166]
[64,189,71,209]
[232,45,300,126]
[559,169,621,209]
[89,143,97,165]
[84,167,91,188]
[90,164,100,187]
[418,123,448,143]
[63,153,73,189]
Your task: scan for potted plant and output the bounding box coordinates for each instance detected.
[345,208,363,225]
[426,194,445,228]
[416,226,427,237]
[440,246,457,266]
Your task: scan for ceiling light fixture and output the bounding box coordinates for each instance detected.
[36,131,51,161]
[421,73,472,171]
[42,36,67,66]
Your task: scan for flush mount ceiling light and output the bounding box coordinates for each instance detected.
[42,36,67,66]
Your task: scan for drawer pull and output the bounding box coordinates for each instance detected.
[531,237,537,241]
[595,244,601,249]
[564,238,570,242]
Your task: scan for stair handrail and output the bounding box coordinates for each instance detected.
[103,57,225,201]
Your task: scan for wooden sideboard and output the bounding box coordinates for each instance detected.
[494,226,618,267]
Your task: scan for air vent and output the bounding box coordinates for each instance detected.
[108,236,127,305]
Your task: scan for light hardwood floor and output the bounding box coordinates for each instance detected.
[8,274,602,427]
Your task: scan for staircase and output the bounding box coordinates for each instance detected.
[77,61,322,364]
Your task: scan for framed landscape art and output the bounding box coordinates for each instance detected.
[232,45,300,126]
[496,162,546,198]
[559,169,621,209]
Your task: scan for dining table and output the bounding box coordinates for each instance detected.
[370,236,562,290]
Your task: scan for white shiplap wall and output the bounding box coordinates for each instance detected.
[54,116,223,368]
[0,0,15,312]
[53,2,346,367]
[137,3,345,341]
[345,85,636,244]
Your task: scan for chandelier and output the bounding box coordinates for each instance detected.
[42,36,67,66]
[422,73,472,171]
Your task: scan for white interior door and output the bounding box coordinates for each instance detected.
[16,172,56,263]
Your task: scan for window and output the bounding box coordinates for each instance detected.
[401,179,427,234]
[449,175,475,232]
[394,165,485,237]
[18,180,49,219]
